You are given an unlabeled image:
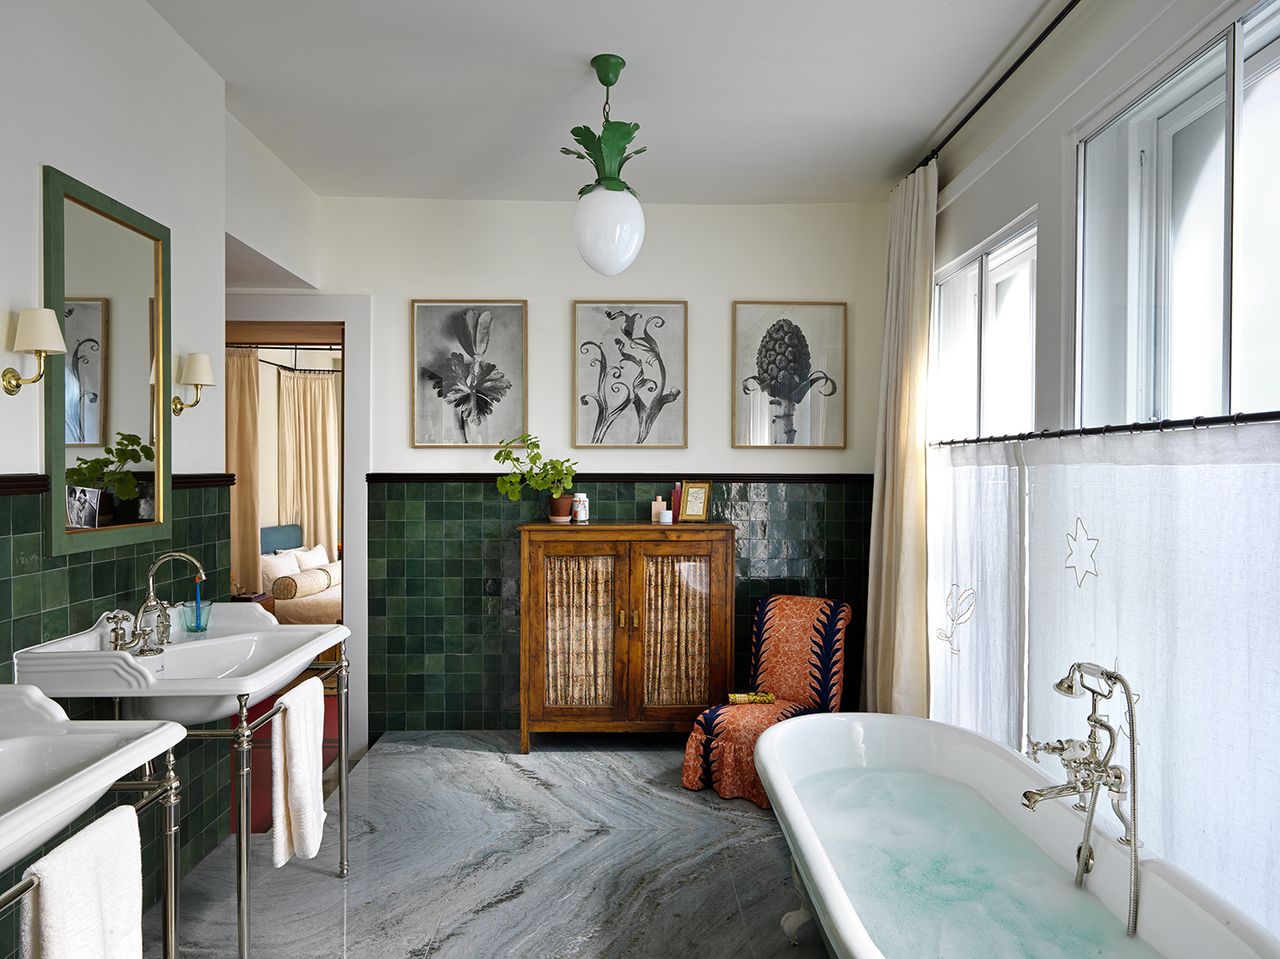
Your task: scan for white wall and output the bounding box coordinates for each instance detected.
[226,114,321,289]
[0,0,225,474]
[934,0,1248,431]
[319,198,888,473]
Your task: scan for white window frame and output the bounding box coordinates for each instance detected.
[1074,8,1280,426]
[932,209,1038,439]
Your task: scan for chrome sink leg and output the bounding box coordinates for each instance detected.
[234,693,252,959]
[161,749,181,959]
[337,640,350,879]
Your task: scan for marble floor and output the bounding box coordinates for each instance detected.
[144,731,826,958]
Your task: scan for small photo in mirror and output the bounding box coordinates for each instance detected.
[66,486,101,529]
[64,297,109,447]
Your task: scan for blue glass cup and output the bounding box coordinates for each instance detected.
[179,600,211,633]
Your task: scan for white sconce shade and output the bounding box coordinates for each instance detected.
[171,351,214,416]
[573,186,645,276]
[13,308,66,355]
[178,352,215,387]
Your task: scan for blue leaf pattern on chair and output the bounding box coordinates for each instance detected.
[748,595,779,693]
[695,704,727,788]
[805,599,848,712]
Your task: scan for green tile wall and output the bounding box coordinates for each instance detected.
[0,485,233,959]
[367,477,872,737]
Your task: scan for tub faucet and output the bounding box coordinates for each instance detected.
[1023,662,1141,937]
[133,551,206,655]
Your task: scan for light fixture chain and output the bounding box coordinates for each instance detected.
[602,86,610,123]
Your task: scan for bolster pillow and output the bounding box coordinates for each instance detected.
[272,561,342,600]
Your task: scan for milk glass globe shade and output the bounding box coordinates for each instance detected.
[573,185,645,276]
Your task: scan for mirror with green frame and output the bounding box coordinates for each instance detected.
[43,166,172,555]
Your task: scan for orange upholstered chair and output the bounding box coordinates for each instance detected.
[682,594,852,808]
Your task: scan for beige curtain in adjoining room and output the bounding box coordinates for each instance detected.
[278,369,341,562]
[865,159,937,717]
[225,348,261,596]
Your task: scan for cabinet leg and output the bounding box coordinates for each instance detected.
[520,727,530,754]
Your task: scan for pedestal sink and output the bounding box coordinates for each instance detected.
[13,603,351,724]
[0,685,185,871]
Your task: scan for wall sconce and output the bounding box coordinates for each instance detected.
[171,352,215,415]
[2,308,67,396]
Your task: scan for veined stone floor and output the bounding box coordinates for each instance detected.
[144,731,826,958]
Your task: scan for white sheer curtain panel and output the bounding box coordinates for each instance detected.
[1023,424,1280,936]
[926,441,1025,748]
[278,370,341,562]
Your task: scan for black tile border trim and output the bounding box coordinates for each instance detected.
[0,472,235,496]
[366,472,873,485]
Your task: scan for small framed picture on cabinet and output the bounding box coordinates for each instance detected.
[678,481,712,522]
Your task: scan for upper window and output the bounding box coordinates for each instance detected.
[930,224,1037,442]
[1078,7,1280,425]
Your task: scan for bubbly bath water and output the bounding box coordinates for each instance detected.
[792,768,1163,959]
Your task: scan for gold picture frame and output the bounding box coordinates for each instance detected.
[410,299,528,448]
[678,480,712,522]
[731,300,848,449]
[571,300,688,448]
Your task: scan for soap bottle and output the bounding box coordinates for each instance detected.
[650,496,667,524]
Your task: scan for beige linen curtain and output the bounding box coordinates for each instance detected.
[864,159,937,716]
[643,556,710,706]
[225,348,260,596]
[545,556,614,706]
[278,369,341,562]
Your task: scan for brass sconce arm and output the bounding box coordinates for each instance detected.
[2,350,49,396]
[170,383,203,416]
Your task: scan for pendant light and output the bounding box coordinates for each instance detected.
[561,53,647,276]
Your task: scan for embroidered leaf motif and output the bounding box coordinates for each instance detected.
[695,704,728,788]
[749,595,780,692]
[804,600,847,712]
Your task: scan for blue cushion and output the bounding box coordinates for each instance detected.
[260,524,304,554]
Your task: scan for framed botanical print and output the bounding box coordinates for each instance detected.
[732,301,846,449]
[678,480,711,522]
[573,300,687,448]
[411,299,527,447]
[64,297,109,447]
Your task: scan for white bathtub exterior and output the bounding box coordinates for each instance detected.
[755,713,1280,959]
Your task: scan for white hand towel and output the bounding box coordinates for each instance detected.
[272,676,327,867]
[20,805,142,959]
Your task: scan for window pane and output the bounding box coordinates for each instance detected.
[929,263,980,442]
[980,230,1036,436]
[1233,16,1280,412]
[1079,40,1228,424]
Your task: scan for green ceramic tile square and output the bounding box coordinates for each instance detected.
[10,497,40,534]
[12,533,41,576]
[40,567,68,611]
[0,540,10,579]
[11,574,41,618]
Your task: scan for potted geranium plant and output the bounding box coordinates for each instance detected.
[65,431,155,527]
[494,433,578,523]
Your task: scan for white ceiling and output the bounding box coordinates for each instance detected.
[150,0,1057,204]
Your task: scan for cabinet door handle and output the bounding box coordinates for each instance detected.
[618,609,627,629]
[631,610,640,628]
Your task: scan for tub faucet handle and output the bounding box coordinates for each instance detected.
[106,612,132,652]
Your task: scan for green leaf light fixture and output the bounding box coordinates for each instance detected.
[562,53,647,276]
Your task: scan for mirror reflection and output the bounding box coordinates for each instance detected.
[61,197,161,531]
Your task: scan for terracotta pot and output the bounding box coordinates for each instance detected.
[548,494,574,524]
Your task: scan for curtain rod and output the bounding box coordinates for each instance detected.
[226,343,342,351]
[257,358,339,374]
[933,409,1280,447]
[913,0,1085,172]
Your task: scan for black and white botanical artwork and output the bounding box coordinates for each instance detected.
[412,300,526,447]
[573,301,687,448]
[64,298,108,447]
[733,301,846,449]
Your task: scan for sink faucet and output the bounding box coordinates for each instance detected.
[132,551,207,656]
[1023,662,1141,937]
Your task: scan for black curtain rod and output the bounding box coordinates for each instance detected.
[227,343,342,351]
[934,409,1280,447]
[913,0,1085,172]
[256,358,339,374]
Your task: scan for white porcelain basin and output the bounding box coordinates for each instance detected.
[14,603,349,725]
[0,685,185,871]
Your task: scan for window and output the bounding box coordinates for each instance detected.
[930,224,1037,441]
[1078,7,1280,425]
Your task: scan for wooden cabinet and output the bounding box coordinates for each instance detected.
[519,522,735,752]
